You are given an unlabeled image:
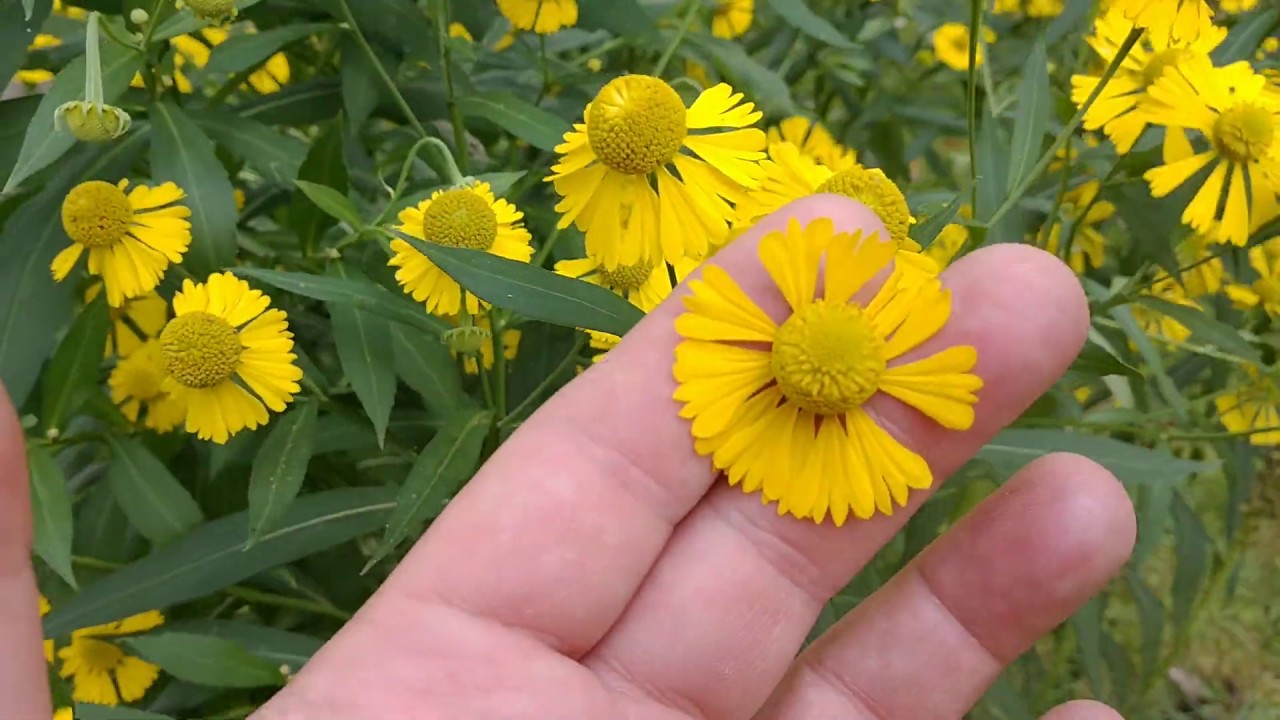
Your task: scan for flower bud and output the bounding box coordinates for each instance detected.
[55,101,132,143]
[179,0,238,23]
[129,7,149,24]
[444,325,490,355]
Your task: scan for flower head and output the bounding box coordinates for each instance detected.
[497,0,578,34]
[52,180,192,307]
[159,272,303,444]
[1225,239,1280,317]
[1175,233,1224,297]
[390,181,533,316]
[447,314,521,375]
[766,116,857,171]
[84,286,169,358]
[1217,367,1280,445]
[1044,181,1116,273]
[55,101,132,142]
[712,0,754,39]
[548,76,766,267]
[1109,0,1213,43]
[14,34,61,85]
[559,255,698,363]
[1134,279,1197,343]
[57,609,165,706]
[110,340,186,432]
[933,23,993,72]
[179,0,238,23]
[674,218,981,524]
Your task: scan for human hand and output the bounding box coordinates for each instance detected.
[2,196,1136,720]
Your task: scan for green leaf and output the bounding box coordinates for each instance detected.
[1214,8,1280,64]
[908,194,962,249]
[163,620,323,670]
[128,632,284,688]
[339,34,383,130]
[248,399,319,543]
[27,444,76,588]
[1171,492,1210,628]
[1006,36,1051,193]
[1124,571,1164,683]
[1111,304,1189,421]
[75,706,174,720]
[292,119,348,253]
[391,324,466,414]
[293,180,363,228]
[150,101,238,277]
[976,429,1210,488]
[41,297,109,432]
[328,270,396,447]
[394,232,645,337]
[1135,296,1262,364]
[206,24,334,75]
[975,113,1010,229]
[0,97,41,182]
[458,91,569,152]
[1133,479,1173,568]
[366,409,490,570]
[764,0,853,48]
[193,111,307,185]
[3,34,143,192]
[241,78,344,125]
[44,487,394,636]
[577,0,657,37]
[1071,597,1106,698]
[105,436,205,546]
[232,268,447,336]
[1072,336,1141,378]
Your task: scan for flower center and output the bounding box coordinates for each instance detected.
[1141,48,1184,87]
[1213,104,1275,164]
[771,300,886,415]
[815,167,913,248]
[587,75,688,175]
[74,637,125,671]
[596,258,655,292]
[62,181,131,249]
[185,0,237,21]
[160,312,242,389]
[422,189,498,250]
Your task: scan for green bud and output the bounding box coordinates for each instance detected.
[179,0,238,23]
[444,326,490,355]
[129,7,149,24]
[55,101,132,143]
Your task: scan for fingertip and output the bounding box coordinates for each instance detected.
[1041,699,1126,720]
[1030,453,1137,568]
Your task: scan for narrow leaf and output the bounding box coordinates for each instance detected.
[1136,296,1262,364]
[105,436,204,546]
[292,120,348,252]
[232,268,447,336]
[1214,8,1280,64]
[1006,36,1051,193]
[328,274,396,447]
[391,324,466,413]
[76,706,174,720]
[293,180,363,228]
[764,0,854,48]
[163,620,323,671]
[1171,492,1210,628]
[41,297,109,432]
[206,24,333,74]
[577,0,657,37]
[908,194,962,249]
[457,92,569,152]
[127,632,284,688]
[248,399,319,542]
[27,444,76,588]
[193,111,307,185]
[976,429,1210,488]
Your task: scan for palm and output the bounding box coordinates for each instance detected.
[2,199,1135,720]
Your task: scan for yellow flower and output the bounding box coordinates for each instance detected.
[674,218,981,525]
[1044,181,1115,273]
[1141,57,1280,246]
[933,23,994,72]
[159,272,303,444]
[110,340,187,432]
[1220,0,1258,11]
[1071,9,1225,155]
[52,180,192,308]
[735,142,920,253]
[54,0,87,19]
[135,28,290,95]
[547,76,766,267]
[712,0,754,39]
[1109,0,1213,43]
[766,116,858,171]
[83,286,169,358]
[922,205,974,268]
[54,709,73,720]
[14,34,61,85]
[1217,368,1280,445]
[558,256,698,362]
[1133,279,1197,343]
[449,22,474,42]
[1225,239,1280,317]
[497,0,578,34]
[993,0,1065,17]
[449,314,521,375]
[390,181,533,316]
[40,595,53,663]
[57,610,165,706]
[1175,234,1224,297]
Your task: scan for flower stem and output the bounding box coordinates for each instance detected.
[653,0,700,77]
[335,0,428,138]
[965,0,982,212]
[489,311,509,424]
[499,334,585,429]
[435,0,470,175]
[84,13,105,105]
[224,585,352,621]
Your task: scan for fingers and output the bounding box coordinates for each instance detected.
[0,383,52,719]
[756,454,1135,720]
[1041,700,1126,720]
[581,235,1092,719]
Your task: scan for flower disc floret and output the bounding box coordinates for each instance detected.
[183,0,237,22]
[587,75,688,175]
[422,189,498,249]
[62,181,131,248]
[816,167,914,248]
[771,301,886,415]
[160,312,242,389]
[1213,104,1275,164]
[597,258,655,292]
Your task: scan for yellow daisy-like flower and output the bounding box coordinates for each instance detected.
[674,218,982,525]
[110,340,187,432]
[84,285,169,358]
[133,28,290,95]
[766,116,858,171]
[159,272,303,444]
[497,0,578,34]
[735,142,921,253]
[40,595,54,663]
[1225,239,1280,317]
[559,256,699,363]
[57,610,165,706]
[449,22,474,42]
[1071,9,1225,155]
[15,34,61,85]
[389,181,533,316]
[1109,0,1213,43]
[933,23,993,72]
[1174,233,1224,297]
[1044,181,1115,273]
[993,0,1065,17]
[448,314,521,375]
[52,180,192,308]
[1141,57,1280,246]
[548,76,766,267]
[1134,279,1197,343]
[1216,368,1280,445]
[712,0,753,39]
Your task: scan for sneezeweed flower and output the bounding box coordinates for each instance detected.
[548,76,766,267]
[933,23,994,72]
[674,218,982,525]
[55,12,130,142]
[159,272,303,444]
[1141,57,1280,246]
[1216,368,1280,445]
[921,205,974,268]
[1043,181,1116,273]
[389,181,533,316]
[52,180,193,307]
[135,28,291,95]
[1071,9,1225,154]
[177,0,238,23]
[559,256,698,363]
[110,340,186,432]
[766,116,857,171]
[57,609,165,705]
[1175,234,1224,297]
[14,34,61,85]
[712,0,753,39]
[497,0,578,34]
[447,315,521,375]
[85,285,169,358]
[1109,0,1213,43]
[1134,279,1196,343]
[1225,240,1280,317]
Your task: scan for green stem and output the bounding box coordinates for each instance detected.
[336,0,427,138]
[531,225,563,267]
[137,0,167,49]
[653,0,699,77]
[499,334,586,428]
[225,586,352,621]
[373,136,464,227]
[984,27,1143,231]
[965,0,982,212]
[489,311,509,423]
[84,13,104,105]
[435,0,470,175]
[535,33,552,105]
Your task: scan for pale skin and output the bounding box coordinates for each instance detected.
[1,196,1136,720]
